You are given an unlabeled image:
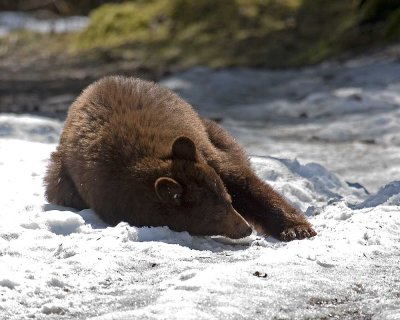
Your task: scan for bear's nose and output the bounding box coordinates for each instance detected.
[237,221,253,238]
[226,207,252,239]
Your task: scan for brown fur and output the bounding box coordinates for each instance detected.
[44,76,316,241]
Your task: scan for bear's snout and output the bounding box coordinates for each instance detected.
[225,207,252,239]
[236,220,253,238]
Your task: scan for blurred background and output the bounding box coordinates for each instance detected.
[0,0,400,116]
[0,0,400,192]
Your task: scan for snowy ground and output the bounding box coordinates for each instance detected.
[1,50,400,319]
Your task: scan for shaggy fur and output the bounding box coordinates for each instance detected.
[44,76,316,241]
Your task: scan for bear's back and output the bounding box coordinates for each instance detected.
[60,76,210,173]
[68,76,190,118]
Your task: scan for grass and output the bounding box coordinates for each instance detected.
[1,0,400,73]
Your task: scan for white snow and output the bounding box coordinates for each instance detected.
[0,114,61,143]
[0,12,88,37]
[1,49,400,319]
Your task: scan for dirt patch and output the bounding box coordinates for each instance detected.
[0,50,157,117]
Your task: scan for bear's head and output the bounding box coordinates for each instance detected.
[154,136,252,239]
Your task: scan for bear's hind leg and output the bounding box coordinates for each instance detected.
[44,151,88,210]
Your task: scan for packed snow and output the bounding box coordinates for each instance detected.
[1,49,400,319]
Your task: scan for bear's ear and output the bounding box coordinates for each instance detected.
[172,136,197,161]
[154,177,183,206]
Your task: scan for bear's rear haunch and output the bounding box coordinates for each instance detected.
[44,76,316,241]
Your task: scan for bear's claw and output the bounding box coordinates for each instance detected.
[279,225,317,241]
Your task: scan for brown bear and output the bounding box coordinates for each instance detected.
[44,76,316,241]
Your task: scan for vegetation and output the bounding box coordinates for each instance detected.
[1,0,400,72]
[73,0,300,69]
[73,0,400,70]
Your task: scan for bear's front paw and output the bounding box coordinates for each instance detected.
[279,225,317,241]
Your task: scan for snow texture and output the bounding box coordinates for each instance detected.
[1,50,400,319]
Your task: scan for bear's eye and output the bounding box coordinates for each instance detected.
[173,193,182,205]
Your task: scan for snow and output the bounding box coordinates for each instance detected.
[0,12,88,37]
[0,114,61,143]
[355,181,400,209]
[1,50,400,319]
